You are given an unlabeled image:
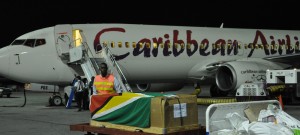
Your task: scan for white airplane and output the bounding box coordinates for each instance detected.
[0,23,299,104]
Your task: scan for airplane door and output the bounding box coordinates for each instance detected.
[54,25,74,57]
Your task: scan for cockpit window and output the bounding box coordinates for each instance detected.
[24,39,35,47]
[35,39,46,47]
[11,39,26,45]
[11,38,46,47]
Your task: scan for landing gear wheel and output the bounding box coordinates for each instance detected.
[49,95,63,106]
[53,95,62,106]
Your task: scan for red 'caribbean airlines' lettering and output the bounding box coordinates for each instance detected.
[93,28,300,60]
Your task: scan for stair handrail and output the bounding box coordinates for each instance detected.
[81,41,101,74]
[69,38,100,81]
[68,35,132,92]
[102,45,132,92]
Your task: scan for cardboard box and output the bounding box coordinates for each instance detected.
[244,103,269,122]
[150,94,198,129]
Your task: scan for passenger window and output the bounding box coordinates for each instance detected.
[125,42,130,48]
[132,42,136,48]
[216,44,220,49]
[111,41,115,48]
[186,44,191,49]
[153,43,158,49]
[146,43,150,48]
[174,43,178,49]
[102,41,107,47]
[200,44,204,49]
[160,43,164,48]
[238,43,241,49]
[139,42,143,48]
[118,42,122,48]
[275,44,278,49]
[212,43,216,49]
[24,39,35,47]
[180,43,185,49]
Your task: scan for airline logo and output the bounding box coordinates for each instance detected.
[93,27,300,60]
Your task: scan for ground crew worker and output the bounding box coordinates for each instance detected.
[74,76,85,111]
[93,63,122,95]
[82,78,89,110]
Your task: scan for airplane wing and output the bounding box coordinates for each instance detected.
[188,54,296,93]
[263,53,300,66]
[188,60,233,81]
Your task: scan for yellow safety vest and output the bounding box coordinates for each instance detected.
[93,74,115,95]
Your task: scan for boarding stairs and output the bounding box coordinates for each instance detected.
[98,44,133,92]
[67,31,132,92]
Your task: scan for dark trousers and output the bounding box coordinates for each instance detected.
[75,92,83,110]
[82,90,89,110]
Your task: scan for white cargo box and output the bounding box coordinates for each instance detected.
[205,100,281,135]
[236,83,267,97]
[266,69,300,84]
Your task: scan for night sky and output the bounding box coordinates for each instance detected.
[1,0,299,47]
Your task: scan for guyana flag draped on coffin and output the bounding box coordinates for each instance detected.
[90,92,166,128]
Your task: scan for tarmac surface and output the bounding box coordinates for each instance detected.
[0,85,300,135]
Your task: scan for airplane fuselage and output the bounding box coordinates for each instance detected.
[0,24,299,88]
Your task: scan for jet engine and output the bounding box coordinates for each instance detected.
[135,83,184,92]
[215,61,276,92]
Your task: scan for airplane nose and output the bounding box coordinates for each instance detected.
[0,46,10,77]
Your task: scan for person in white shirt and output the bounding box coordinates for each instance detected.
[74,76,84,111]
